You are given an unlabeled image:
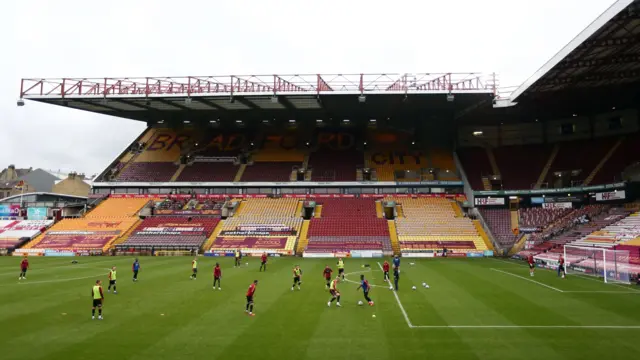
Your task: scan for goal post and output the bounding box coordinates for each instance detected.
[563,245,630,284]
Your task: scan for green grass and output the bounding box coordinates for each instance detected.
[1,256,639,360]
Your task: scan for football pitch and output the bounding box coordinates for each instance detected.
[0,256,639,360]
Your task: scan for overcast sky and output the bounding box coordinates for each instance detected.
[0,0,615,176]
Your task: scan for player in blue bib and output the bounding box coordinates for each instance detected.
[357,274,374,306]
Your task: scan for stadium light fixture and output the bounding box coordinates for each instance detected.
[369,119,376,123]
[472,131,483,136]
[572,114,578,117]
[158,120,165,124]
[262,119,269,124]
[183,120,190,124]
[411,141,415,145]
[16,99,25,107]
[185,98,192,105]
[271,96,278,104]
[235,120,243,124]
[363,141,367,146]
[358,95,366,103]
[343,119,350,123]
[289,119,296,123]
[446,93,455,102]
[612,106,616,110]
[316,119,323,123]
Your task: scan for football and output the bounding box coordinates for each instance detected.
[412,286,417,290]
[358,301,363,306]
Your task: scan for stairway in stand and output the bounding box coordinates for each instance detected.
[375,201,384,218]
[314,205,322,218]
[535,144,559,189]
[234,164,247,182]
[106,218,142,251]
[387,220,400,255]
[583,137,624,185]
[201,221,225,252]
[170,164,186,182]
[473,220,494,251]
[296,220,310,254]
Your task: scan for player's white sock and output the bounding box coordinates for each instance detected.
[336,302,341,307]
[327,302,331,307]
[92,316,95,320]
[218,287,221,290]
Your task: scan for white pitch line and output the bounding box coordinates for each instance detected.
[343,269,386,288]
[563,290,640,294]
[490,268,564,293]
[490,257,640,294]
[377,262,413,328]
[411,325,640,329]
[0,273,106,286]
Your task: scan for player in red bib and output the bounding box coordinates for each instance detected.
[245,280,258,316]
[19,256,29,280]
[528,255,535,277]
[323,265,333,289]
[558,256,566,278]
[382,260,390,282]
[213,263,222,290]
[259,252,267,272]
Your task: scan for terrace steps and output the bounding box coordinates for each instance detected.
[395,205,404,218]
[109,218,142,249]
[295,201,304,217]
[314,205,323,218]
[583,137,624,185]
[388,220,400,255]
[473,220,494,251]
[202,221,225,251]
[451,201,463,218]
[509,234,528,255]
[510,210,519,230]
[234,164,247,182]
[535,143,559,189]
[485,147,501,176]
[375,201,384,218]
[296,220,311,254]
[170,165,186,182]
[481,176,492,191]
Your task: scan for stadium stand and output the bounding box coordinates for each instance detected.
[393,197,486,252]
[571,211,640,248]
[241,162,300,182]
[26,197,152,252]
[309,150,362,181]
[0,220,53,250]
[117,217,221,250]
[430,149,460,180]
[493,144,553,190]
[546,138,616,185]
[306,198,391,253]
[456,148,492,190]
[590,133,640,185]
[478,209,517,246]
[211,198,301,254]
[177,162,238,182]
[368,149,427,181]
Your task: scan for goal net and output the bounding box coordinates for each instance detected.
[563,245,630,284]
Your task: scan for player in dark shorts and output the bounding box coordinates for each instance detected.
[260,252,267,272]
[323,265,333,289]
[213,263,222,290]
[91,279,104,320]
[558,256,566,278]
[291,265,302,291]
[528,255,535,277]
[19,256,29,280]
[357,274,374,306]
[246,280,258,316]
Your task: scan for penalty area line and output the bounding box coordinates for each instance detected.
[490,268,564,293]
[377,262,414,328]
